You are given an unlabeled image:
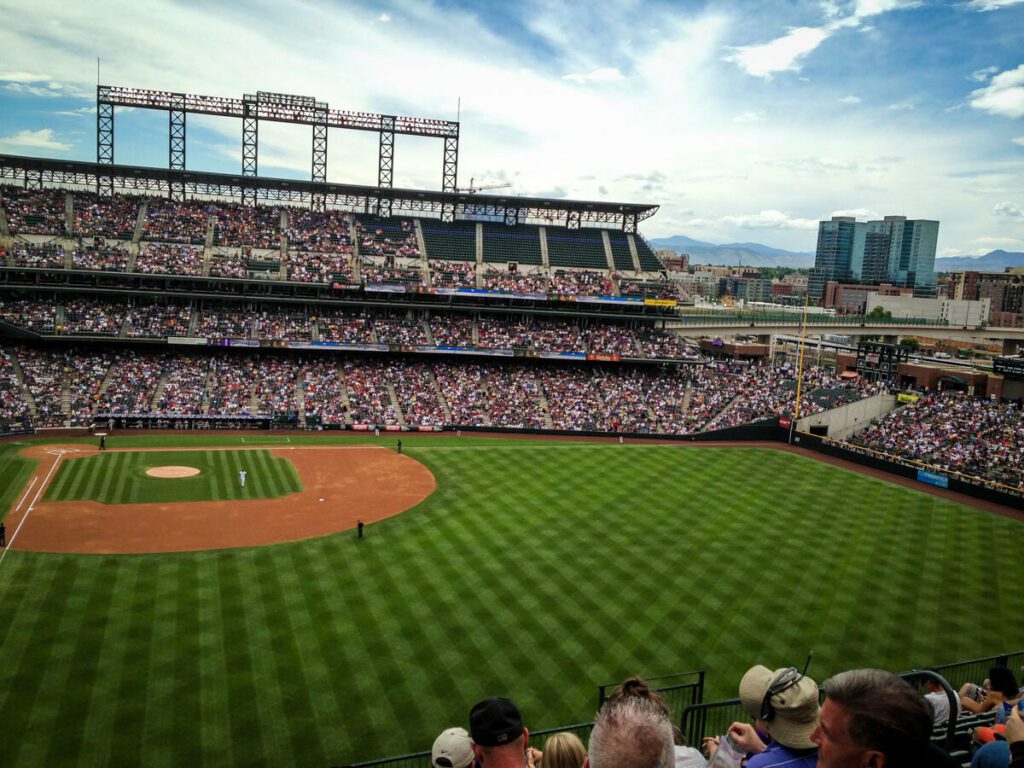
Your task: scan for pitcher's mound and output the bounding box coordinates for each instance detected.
[146,466,201,478]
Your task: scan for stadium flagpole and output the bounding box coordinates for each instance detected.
[789,292,811,444]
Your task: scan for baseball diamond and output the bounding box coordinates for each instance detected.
[0,433,1023,767]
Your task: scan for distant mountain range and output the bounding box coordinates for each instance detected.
[649,236,1024,273]
[648,236,814,268]
[934,250,1024,272]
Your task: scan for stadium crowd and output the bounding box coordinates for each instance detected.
[1,186,66,235]
[72,193,140,239]
[481,268,548,294]
[136,243,204,276]
[418,663,999,768]
[853,391,1024,488]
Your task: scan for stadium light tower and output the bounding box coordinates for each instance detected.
[96,85,461,211]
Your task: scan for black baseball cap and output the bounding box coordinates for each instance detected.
[469,697,523,746]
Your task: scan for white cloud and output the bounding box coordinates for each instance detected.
[993,201,1024,219]
[562,67,625,84]
[1013,136,1024,146]
[726,26,829,79]
[732,110,765,123]
[968,66,999,82]
[0,128,71,151]
[726,1,921,79]
[970,64,1024,118]
[4,81,64,98]
[0,71,52,82]
[378,13,391,22]
[887,99,916,111]
[854,0,922,17]
[831,207,881,220]
[966,0,1024,10]
[838,95,861,104]
[720,210,820,230]
[53,106,96,117]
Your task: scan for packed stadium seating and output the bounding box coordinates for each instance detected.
[852,391,1024,488]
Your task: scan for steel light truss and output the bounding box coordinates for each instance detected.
[96,88,115,197]
[441,126,459,222]
[377,115,396,217]
[96,85,461,200]
[169,93,186,201]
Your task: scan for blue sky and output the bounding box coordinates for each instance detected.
[0,0,1022,256]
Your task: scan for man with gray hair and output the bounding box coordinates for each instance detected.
[584,694,675,768]
[810,668,958,768]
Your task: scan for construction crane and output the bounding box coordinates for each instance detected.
[456,177,511,194]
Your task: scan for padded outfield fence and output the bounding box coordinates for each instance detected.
[343,653,1022,768]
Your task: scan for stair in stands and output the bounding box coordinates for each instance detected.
[385,382,406,427]
[680,383,693,414]
[336,363,354,426]
[295,368,306,427]
[64,192,74,236]
[422,318,435,346]
[0,205,10,237]
[428,370,453,422]
[126,243,138,273]
[626,234,642,272]
[538,228,550,269]
[534,375,555,430]
[150,373,169,412]
[8,353,38,418]
[133,200,148,243]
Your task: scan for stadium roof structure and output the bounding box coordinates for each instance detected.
[0,153,659,233]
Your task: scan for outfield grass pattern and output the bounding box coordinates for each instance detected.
[1,437,1023,766]
[44,449,301,504]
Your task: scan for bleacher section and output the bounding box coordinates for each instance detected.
[420,219,475,262]
[546,227,607,269]
[634,235,666,272]
[608,232,635,270]
[481,222,542,265]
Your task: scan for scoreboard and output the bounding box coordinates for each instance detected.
[856,341,908,383]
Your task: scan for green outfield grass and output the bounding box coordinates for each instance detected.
[43,449,301,504]
[0,435,1023,767]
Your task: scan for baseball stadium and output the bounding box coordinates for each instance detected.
[0,84,1023,768]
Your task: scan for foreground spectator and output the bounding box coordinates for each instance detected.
[431,727,474,768]
[725,665,819,767]
[811,669,957,767]
[470,697,529,768]
[586,692,674,768]
[528,732,586,768]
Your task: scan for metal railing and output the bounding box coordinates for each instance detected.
[669,310,952,328]
[344,652,1024,767]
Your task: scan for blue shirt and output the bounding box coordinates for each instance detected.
[745,742,818,768]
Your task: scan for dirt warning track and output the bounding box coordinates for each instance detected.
[7,445,435,554]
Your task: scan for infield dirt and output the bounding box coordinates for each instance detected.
[8,445,435,554]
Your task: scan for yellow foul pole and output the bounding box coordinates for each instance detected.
[791,293,812,438]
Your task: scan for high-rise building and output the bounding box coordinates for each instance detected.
[809,215,938,299]
[808,216,863,299]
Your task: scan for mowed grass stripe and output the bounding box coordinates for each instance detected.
[3,441,1024,766]
[43,450,300,505]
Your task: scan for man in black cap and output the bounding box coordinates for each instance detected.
[469,697,528,768]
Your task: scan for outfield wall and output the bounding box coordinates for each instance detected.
[795,392,896,441]
[791,430,1024,508]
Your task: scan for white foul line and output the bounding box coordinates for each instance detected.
[14,476,38,513]
[0,452,64,566]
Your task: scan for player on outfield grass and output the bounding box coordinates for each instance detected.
[239,469,247,488]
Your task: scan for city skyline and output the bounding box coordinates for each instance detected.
[0,0,1022,257]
